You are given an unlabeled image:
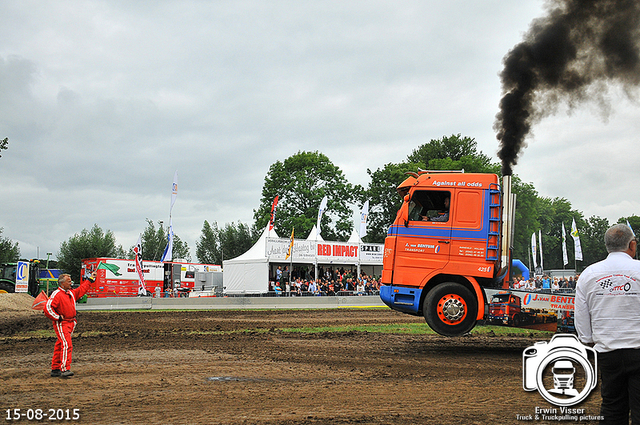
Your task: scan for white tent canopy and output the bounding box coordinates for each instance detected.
[348,229,361,244]
[222,225,272,294]
[223,224,383,294]
[306,225,324,241]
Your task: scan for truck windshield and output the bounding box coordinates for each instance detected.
[408,190,450,222]
[491,294,510,303]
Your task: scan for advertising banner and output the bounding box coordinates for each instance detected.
[265,238,384,265]
[360,244,383,264]
[14,261,29,293]
[484,288,575,333]
[266,238,316,262]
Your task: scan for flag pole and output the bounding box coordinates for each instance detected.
[289,247,293,287]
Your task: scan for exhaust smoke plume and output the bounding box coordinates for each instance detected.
[495,0,640,176]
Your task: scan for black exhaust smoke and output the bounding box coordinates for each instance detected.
[495,0,640,176]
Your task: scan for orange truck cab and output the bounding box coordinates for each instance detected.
[380,170,511,336]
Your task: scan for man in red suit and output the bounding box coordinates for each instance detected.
[44,271,96,378]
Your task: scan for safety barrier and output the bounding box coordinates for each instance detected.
[77,293,386,311]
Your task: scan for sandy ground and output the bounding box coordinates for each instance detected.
[0,294,602,424]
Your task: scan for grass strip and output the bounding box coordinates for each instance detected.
[280,323,553,337]
[3,323,553,340]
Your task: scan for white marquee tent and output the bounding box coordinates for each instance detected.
[222,225,383,294]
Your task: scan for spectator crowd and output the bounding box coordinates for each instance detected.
[511,274,577,293]
[270,265,380,296]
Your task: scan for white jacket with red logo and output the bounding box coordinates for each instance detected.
[44,278,93,322]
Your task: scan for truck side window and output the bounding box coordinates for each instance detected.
[408,190,451,222]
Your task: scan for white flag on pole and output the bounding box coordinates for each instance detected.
[316,196,328,239]
[170,170,178,213]
[359,200,369,238]
[562,223,569,266]
[531,232,538,269]
[571,218,583,261]
[161,219,174,262]
[538,229,544,271]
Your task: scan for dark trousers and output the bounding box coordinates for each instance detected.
[598,348,640,425]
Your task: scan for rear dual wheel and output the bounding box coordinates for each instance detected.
[424,282,477,337]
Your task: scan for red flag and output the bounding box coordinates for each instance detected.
[31,290,48,310]
[269,196,279,231]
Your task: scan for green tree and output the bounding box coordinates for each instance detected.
[253,151,361,241]
[363,162,420,243]
[196,220,255,264]
[57,224,126,282]
[618,215,640,236]
[0,228,20,262]
[581,215,610,267]
[407,134,498,173]
[363,135,499,244]
[510,178,540,265]
[219,222,253,261]
[129,219,191,262]
[196,220,221,264]
[530,197,578,270]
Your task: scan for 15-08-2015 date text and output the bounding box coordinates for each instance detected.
[5,409,80,421]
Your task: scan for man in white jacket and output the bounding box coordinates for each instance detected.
[575,223,640,424]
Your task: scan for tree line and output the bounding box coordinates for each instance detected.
[2,134,637,282]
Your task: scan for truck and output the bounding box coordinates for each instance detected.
[81,258,222,298]
[379,171,520,336]
[0,260,54,296]
[488,291,555,327]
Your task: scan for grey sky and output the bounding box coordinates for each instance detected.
[1,1,638,260]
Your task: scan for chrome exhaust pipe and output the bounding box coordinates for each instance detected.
[501,175,516,273]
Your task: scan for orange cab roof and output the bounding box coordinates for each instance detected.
[397,171,499,194]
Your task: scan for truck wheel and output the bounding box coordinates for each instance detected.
[423,282,477,337]
[513,314,521,327]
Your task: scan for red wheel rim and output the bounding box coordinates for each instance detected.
[436,293,467,325]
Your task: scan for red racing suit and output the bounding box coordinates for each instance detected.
[44,277,93,372]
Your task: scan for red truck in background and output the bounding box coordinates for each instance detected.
[380,171,517,336]
[488,291,555,327]
[81,258,221,297]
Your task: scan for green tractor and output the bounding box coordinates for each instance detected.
[0,262,19,293]
[0,261,54,296]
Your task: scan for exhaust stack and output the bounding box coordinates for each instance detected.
[500,175,516,282]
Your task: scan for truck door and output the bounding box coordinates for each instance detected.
[448,187,497,278]
[390,189,452,287]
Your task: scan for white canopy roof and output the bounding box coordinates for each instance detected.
[306,225,324,241]
[223,224,382,294]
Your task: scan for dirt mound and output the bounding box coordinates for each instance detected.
[0,293,41,319]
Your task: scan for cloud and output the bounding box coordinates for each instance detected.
[2,1,637,261]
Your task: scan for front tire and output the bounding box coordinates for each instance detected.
[0,280,15,293]
[513,314,521,327]
[424,282,478,336]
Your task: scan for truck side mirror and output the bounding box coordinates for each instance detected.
[399,194,410,227]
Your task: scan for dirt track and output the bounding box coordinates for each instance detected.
[1,307,602,424]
